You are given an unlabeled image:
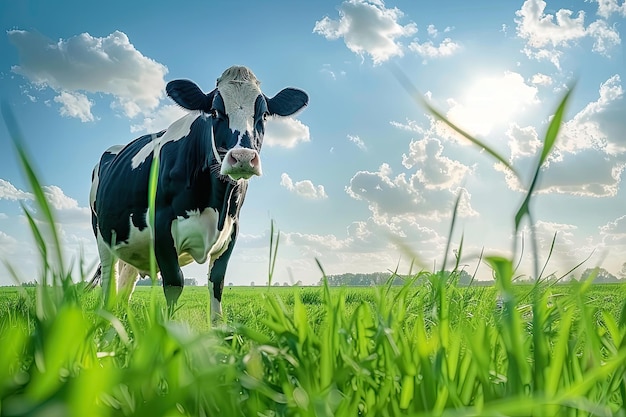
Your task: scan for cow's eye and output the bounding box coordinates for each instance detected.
[262,111,269,122]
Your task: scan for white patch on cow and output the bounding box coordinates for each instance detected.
[170,207,234,265]
[217,67,262,144]
[131,111,202,169]
[89,167,100,211]
[90,144,125,211]
[109,213,154,273]
[105,144,125,155]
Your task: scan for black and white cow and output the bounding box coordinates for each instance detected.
[89,66,308,320]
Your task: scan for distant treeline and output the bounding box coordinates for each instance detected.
[316,267,625,287]
[135,278,198,286]
[318,270,479,287]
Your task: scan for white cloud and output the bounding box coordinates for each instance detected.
[41,185,91,224]
[346,162,476,223]
[320,64,346,80]
[53,91,95,122]
[0,231,19,260]
[600,215,626,245]
[0,179,90,223]
[530,73,553,86]
[8,30,167,118]
[507,123,542,161]
[130,104,187,134]
[558,74,624,154]
[265,117,310,148]
[520,221,595,271]
[0,179,32,201]
[402,138,473,190]
[408,38,460,60]
[313,0,417,64]
[280,173,328,199]
[347,134,367,151]
[408,23,460,61]
[514,0,621,67]
[390,117,428,134]
[427,24,438,37]
[593,0,626,18]
[497,151,626,198]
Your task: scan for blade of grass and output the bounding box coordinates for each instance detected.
[514,86,575,233]
[389,64,519,179]
[2,102,65,277]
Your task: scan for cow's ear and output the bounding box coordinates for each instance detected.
[166,80,214,112]
[266,88,309,116]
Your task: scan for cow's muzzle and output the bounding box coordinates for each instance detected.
[221,148,262,180]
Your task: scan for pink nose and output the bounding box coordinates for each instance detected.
[228,149,259,168]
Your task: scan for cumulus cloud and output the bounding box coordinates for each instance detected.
[130,104,187,134]
[54,91,95,122]
[0,179,32,201]
[507,124,542,161]
[515,0,621,67]
[0,231,18,257]
[497,152,626,198]
[593,0,626,18]
[600,215,626,245]
[408,38,460,60]
[265,117,310,148]
[346,161,476,223]
[8,30,168,118]
[0,179,90,223]
[496,75,626,198]
[313,0,417,64]
[402,138,472,190]
[531,73,553,86]
[519,221,595,271]
[280,173,328,199]
[558,75,625,154]
[347,134,367,151]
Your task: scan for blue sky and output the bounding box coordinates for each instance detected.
[0,0,625,286]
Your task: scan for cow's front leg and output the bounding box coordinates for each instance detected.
[154,214,184,315]
[208,225,238,324]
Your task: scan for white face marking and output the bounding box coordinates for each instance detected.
[131,112,201,169]
[217,81,261,145]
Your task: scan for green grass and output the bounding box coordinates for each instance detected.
[3,78,626,416]
[1,281,626,416]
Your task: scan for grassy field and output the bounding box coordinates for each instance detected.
[2,280,626,416]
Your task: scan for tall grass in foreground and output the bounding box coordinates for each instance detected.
[2,79,626,417]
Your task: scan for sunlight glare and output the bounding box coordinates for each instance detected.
[446,71,539,137]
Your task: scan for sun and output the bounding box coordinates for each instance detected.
[446,71,539,137]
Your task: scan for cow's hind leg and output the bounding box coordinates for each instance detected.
[117,261,139,305]
[96,232,117,308]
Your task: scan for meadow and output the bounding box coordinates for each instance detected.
[2,78,626,416]
[2,277,626,416]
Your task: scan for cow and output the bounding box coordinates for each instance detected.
[89,66,308,321]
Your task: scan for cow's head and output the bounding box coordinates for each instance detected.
[166,66,308,181]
